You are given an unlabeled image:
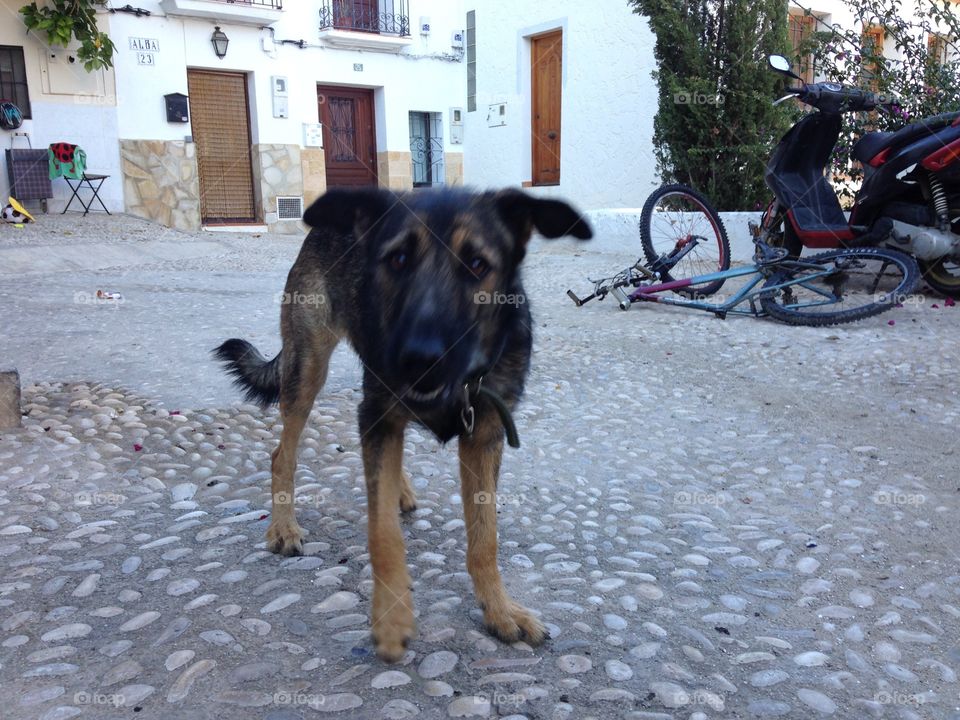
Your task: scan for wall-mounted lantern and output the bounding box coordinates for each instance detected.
[211,26,229,59]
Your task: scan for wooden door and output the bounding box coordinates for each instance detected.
[531,30,562,186]
[186,69,256,223]
[318,86,378,187]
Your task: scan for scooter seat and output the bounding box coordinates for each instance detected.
[851,132,894,163]
[852,110,960,164]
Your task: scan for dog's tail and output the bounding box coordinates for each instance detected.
[213,339,282,407]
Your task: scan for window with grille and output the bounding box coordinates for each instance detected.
[467,11,476,112]
[409,112,444,187]
[0,46,30,119]
[788,13,816,84]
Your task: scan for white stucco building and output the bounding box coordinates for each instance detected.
[1,0,466,231]
[461,1,659,211]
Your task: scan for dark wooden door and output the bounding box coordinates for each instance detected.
[318,86,378,187]
[187,69,256,223]
[531,30,562,186]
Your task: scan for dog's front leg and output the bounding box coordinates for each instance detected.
[459,417,547,645]
[362,420,415,662]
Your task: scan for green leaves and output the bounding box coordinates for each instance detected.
[19,1,114,71]
[629,0,792,210]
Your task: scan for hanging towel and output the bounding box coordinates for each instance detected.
[48,143,87,179]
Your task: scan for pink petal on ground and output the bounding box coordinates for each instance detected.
[932,304,940,309]
[946,297,956,307]
[888,320,895,325]
[133,444,143,452]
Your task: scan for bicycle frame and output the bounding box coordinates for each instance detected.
[621,258,844,318]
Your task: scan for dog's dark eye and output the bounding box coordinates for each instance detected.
[467,256,490,280]
[387,250,409,272]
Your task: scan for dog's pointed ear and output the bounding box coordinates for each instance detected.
[303,188,395,234]
[493,188,593,247]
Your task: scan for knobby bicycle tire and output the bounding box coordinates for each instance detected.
[759,247,919,326]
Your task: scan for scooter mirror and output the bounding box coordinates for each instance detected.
[767,54,802,80]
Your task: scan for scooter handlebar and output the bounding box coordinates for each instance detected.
[788,82,891,114]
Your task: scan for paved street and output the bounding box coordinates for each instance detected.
[2,214,960,719]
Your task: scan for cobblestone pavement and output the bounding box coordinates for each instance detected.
[2,215,960,719]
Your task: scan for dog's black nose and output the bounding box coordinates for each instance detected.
[398,336,446,390]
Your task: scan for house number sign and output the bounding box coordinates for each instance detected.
[129,37,159,66]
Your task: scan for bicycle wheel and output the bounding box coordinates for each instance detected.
[640,184,731,297]
[759,247,919,326]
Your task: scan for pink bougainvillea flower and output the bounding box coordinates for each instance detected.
[133,443,143,452]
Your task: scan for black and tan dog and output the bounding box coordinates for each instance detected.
[215,187,591,661]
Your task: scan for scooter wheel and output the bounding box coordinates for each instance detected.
[919,258,960,298]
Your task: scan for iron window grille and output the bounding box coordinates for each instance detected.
[410,111,444,187]
[319,0,410,36]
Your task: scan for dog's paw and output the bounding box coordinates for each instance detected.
[265,520,305,557]
[372,605,416,663]
[484,601,548,646]
[399,472,417,514]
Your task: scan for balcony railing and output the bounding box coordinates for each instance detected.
[319,0,410,36]
[212,0,282,7]
[160,0,282,24]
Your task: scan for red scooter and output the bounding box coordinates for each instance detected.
[761,54,960,296]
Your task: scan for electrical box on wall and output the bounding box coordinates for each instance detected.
[450,107,464,144]
[272,76,289,119]
[303,123,323,148]
[451,30,465,48]
[164,92,189,123]
[487,102,507,128]
[419,16,431,35]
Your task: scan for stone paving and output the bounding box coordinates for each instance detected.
[2,215,960,719]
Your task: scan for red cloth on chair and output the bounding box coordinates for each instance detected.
[48,142,86,179]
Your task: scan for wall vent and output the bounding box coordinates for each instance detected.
[277,196,303,220]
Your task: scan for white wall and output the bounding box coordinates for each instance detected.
[109,1,466,156]
[463,0,658,209]
[0,0,122,212]
[586,209,762,262]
